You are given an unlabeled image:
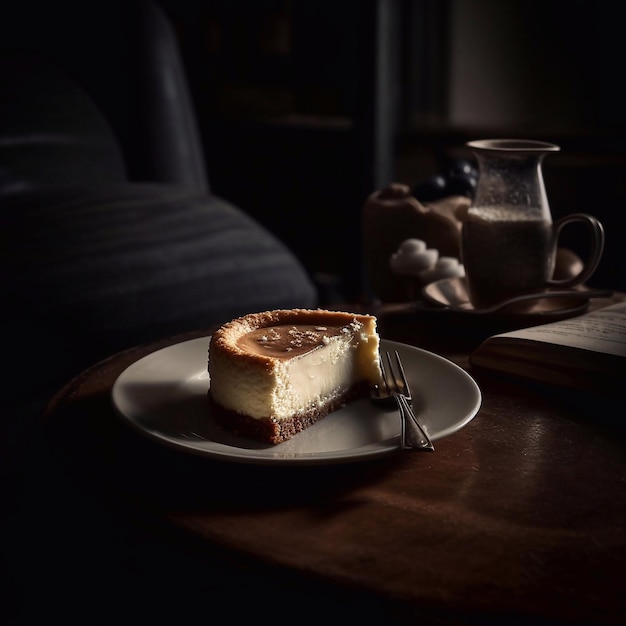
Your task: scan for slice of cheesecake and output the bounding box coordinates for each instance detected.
[208,308,383,444]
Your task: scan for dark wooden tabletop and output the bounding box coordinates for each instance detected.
[31,296,626,625]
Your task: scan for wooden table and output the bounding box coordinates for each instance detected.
[36,297,626,625]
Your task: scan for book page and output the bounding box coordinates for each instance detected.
[493,302,626,357]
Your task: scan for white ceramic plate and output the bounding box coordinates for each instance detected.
[112,337,482,465]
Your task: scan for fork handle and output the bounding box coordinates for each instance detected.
[396,394,435,451]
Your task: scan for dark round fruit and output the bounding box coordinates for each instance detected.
[446,172,477,198]
[447,158,478,181]
[412,175,448,202]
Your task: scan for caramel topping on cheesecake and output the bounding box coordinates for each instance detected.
[237,324,344,359]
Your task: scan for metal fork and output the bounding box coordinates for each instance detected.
[371,350,435,451]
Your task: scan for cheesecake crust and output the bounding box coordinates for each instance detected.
[208,381,369,444]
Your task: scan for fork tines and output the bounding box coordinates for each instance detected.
[384,350,410,398]
[381,349,434,451]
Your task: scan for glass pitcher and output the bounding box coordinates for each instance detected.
[461,139,605,309]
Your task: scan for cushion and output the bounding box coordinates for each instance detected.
[2,183,318,398]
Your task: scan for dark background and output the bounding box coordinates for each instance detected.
[4,0,624,297]
[157,0,626,297]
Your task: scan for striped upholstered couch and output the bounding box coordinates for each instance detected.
[1,1,317,472]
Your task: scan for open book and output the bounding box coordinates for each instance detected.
[470,301,626,393]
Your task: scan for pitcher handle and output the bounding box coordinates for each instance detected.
[546,213,605,288]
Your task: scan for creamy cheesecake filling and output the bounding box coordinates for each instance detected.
[266,328,367,421]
